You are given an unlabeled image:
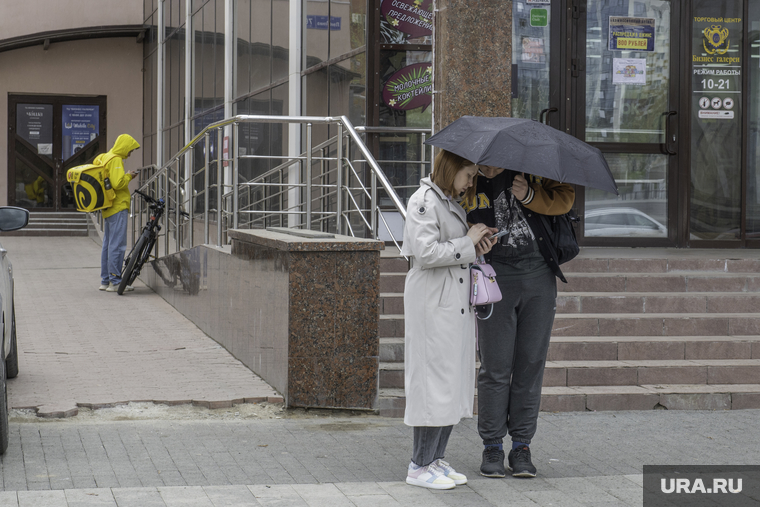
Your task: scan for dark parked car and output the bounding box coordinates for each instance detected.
[0,207,30,454]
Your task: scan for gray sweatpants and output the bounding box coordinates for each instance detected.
[411,426,453,466]
[477,270,557,446]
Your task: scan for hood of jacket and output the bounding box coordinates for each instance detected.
[109,134,141,159]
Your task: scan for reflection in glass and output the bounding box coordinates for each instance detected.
[746,8,760,238]
[511,1,551,121]
[193,0,224,116]
[272,0,289,82]
[585,0,671,143]
[690,0,742,240]
[329,0,360,59]
[329,55,366,127]
[235,0,272,97]
[584,153,667,238]
[305,0,329,66]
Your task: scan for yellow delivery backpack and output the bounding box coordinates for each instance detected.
[66,154,118,212]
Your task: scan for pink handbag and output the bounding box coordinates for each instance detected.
[470,261,502,320]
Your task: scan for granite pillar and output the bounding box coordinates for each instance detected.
[228,228,383,410]
[433,0,513,131]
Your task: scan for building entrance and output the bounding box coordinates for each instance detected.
[7,94,107,211]
[512,0,759,248]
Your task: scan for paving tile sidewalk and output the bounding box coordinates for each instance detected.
[3,236,281,417]
[1,409,759,506]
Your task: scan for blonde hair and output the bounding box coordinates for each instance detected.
[431,150,477,201]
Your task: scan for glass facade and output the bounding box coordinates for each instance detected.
[139,0,759,247]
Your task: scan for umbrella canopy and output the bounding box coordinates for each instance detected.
[425,116,619,195]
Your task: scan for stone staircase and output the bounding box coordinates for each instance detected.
[377,249,760,417]
[4,211,90,236]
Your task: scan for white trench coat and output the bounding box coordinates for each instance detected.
[400,177,477,427]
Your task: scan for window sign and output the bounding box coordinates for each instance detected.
[380,0,432,42]
[526,0,550,4]
[306,15,341,30]
[609,17,655,52]
[689,2,743,240]
[382,63,432,111]
[17,104,53,156]
[530,9,548,27]
[521,37,545,63]
[62,105,99,160]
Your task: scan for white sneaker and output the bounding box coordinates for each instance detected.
[105,284,134,292]
[98,284,109,291]
[434,459,468,485]
[406,462,456,490]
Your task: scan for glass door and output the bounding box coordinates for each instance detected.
[8,95,106,211]
[575,0,680,245]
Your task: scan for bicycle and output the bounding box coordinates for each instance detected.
[118,190,188,295]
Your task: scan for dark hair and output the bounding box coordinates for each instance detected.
[431,150,477,201]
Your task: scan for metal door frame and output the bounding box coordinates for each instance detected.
[8,94,107,211]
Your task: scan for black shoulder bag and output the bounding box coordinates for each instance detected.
[539,209,580,265]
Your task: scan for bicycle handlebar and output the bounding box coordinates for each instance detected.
[133,189,157,204]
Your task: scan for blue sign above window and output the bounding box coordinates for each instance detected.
[306,15,341,30]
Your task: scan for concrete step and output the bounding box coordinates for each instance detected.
[383,291,760,315]
[1,228,88,237]
[379,257,409,273]
[552,313,760,337]
[25,222,88,230]
[381,313,760,338]
[564,256,760,274]
[28,211,84,219]
[559,273,760,293]
[377,384,760,417]
[543,359,760,387]
[379,273,405,293]
[547,336,760,361]
[380,335,760,364]
[558,292,760,314]
[379,358,760,390]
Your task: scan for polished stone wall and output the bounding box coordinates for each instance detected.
[142,229,383,410]
[433,0,513,131]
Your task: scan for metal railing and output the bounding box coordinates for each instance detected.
[128,116,432,259]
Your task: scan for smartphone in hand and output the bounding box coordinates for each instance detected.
[489,230,508,240]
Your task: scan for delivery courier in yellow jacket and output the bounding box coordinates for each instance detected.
[67,135,141,214]
[89,134,140,291]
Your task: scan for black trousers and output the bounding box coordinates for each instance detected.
[477,270,557,446]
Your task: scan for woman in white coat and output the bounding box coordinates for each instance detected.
[401,150,496,489]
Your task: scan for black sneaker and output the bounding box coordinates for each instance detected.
[508,445,537,478]
[480,446,506,478]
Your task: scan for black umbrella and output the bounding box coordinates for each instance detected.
[425,116,619,195]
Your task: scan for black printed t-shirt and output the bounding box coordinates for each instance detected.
[463,169,551,281]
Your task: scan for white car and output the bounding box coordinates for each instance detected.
[0,207,30,454]
[584,207,667,238]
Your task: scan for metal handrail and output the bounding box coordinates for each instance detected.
[128,117,431,260]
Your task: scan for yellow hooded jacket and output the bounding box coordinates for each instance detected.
[97,134,140,219]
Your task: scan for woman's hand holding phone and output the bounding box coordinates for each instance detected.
[469,225,498,256]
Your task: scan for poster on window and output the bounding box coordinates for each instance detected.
[612,58,646,85]
[382,63,432,111]
[609,17,655,52]
[521,37,545,63]
[380,0,433,43]
[17,104,53,155]
[62,105,99,160]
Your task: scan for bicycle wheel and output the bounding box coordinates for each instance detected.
[127,236,155,286]
[118,234,148,295]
